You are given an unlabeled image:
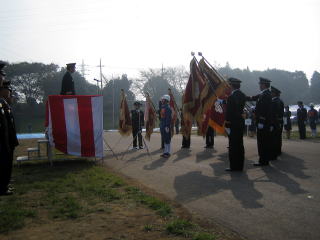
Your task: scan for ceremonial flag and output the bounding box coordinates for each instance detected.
[118,89,132,136]
[168,88,177,137]
[182,58,207,137]
[144,93,156,141]
[197,57,230,136]
[208,87,232,134]
[46,95,104,158]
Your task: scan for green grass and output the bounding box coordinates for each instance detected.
[1,159,219,239]
[0,196,36,233]
[125,186,172,217]
[166,218,195,237]
[165,219,217,240]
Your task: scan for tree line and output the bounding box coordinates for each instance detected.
[1,61,319,132]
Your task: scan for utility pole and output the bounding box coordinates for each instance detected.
[96,59,105,94]
[80,59,89,78]
[112,74,115,129]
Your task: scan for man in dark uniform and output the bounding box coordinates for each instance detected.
[205,126,214,149]
[0,63,18,196]
[131,101,144,149]
[297,101,307,139]
[224,77,246,171]
[60,63,76,95]
[247,77,272,166]
[270,86,284,160]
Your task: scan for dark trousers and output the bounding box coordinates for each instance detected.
[276,125,283,156]
[298,121,306,139]
[229,126,245,170]
[132,128,142,147]
[257,128,271,165]
[206,127,214,147]
[182,135,191,148]
[0,150,13,193]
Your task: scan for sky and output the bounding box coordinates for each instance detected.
[0,0,319,84]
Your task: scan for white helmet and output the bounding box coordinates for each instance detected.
[161,94,170,102]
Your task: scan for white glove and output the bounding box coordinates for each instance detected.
[258,123,264,129]
[165,127,170,133]
[270,126,274,132]
[225,128,231,135]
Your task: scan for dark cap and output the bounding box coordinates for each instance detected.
[228,77,242,83]
[271,86,281,94]
[297,101,303,105]
[0,62,6,76]
[134,101,141,106]
[66,63,76,67]
[259,77,272,84]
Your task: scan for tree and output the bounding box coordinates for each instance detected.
[310,71,320,103]
[102,74,135,129]
[133,68,182,107]
[6,62,58,103]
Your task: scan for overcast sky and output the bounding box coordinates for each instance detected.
[1,0,319,83]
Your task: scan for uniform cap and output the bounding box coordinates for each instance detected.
[66,63,76,67]
[271,86,281,94]
[228,77,242,83]
[161,94,170,102]
[134,101,141,106]
[259,77,272,84]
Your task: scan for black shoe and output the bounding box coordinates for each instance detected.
[139,146,144,149]
[163,153,171,158]
[225,168,242,172]
[204,146,213,149]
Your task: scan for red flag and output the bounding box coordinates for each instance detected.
[144,93,156,141]
[182,58,207,137]
[118,90,132,136]
[208,87,232,134]
[168,88,177,136]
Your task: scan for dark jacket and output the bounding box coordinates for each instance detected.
[271,97,284,128]
[297,107,307,123]
[225,89,246,128]
[0,98,18,152]
[60,71,75,95]
[250,89,272,127]
[131,110,144,129]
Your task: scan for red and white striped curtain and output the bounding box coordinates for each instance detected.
[46,95,104,158]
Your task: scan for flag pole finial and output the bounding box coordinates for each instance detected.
[191,51,195,56]
[198,52,203,57]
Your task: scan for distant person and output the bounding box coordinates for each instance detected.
[297,101,307,139]
[205,126,214,148]
[158,100,164,149]
[0,63,19,196]
[224,77,246,171]
[60,63,76,95]
[308,103,318,137]
[283,106,292,139]
[270,86,284,160]
[160,95,172,158]
[247,77,272,166]
[131,102,144,149]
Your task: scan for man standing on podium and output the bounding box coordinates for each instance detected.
[60,63,76,95]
